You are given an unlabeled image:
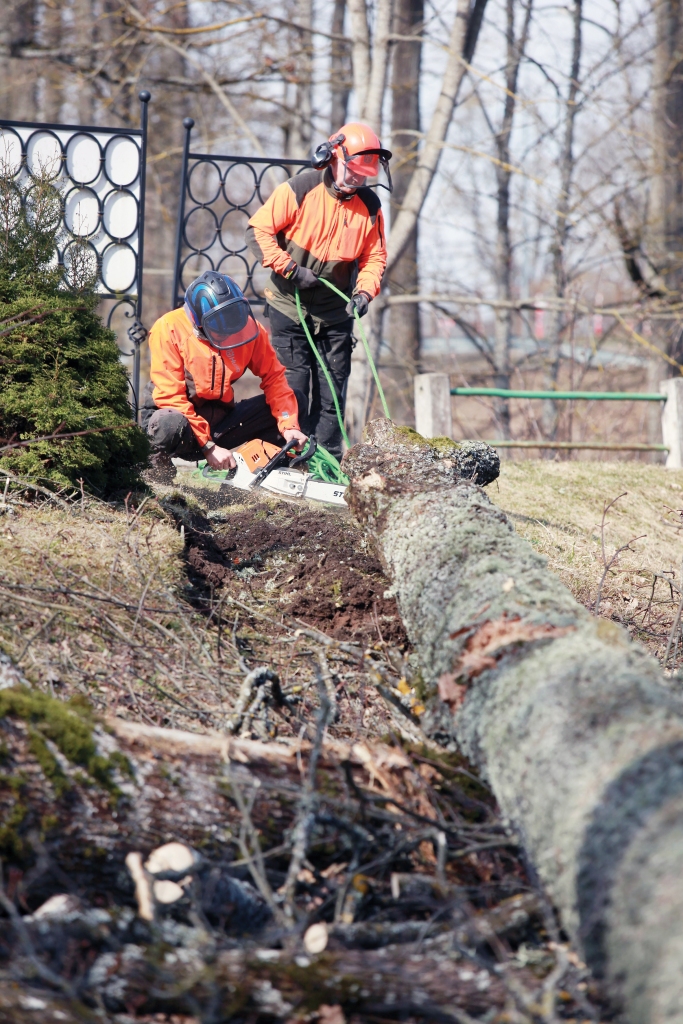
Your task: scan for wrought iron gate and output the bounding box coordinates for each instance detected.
[172,117,309,309]
[0,91,150,415]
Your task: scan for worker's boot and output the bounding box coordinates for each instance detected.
[143,451,176,485]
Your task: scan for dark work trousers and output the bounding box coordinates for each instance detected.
[268,307,353,459]
[140,380,308,459]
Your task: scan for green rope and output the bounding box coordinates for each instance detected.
[295,288,350,449]
[304,439,349,485]
[316,277,391,421]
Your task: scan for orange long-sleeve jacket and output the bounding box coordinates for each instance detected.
[148,307,300,448]
[245,167,386,324]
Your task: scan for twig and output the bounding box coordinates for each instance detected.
[0,468,75,510]
[15,609,61,663]
[227,666,279,734]
[228,772,287,926]
[663,559,683,673]
[593,492,645,616]
[282,665,333,921]
[0,422,134,453]
[315,648,339,722]
[0,865,77,998]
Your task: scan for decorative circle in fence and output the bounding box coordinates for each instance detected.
[0,94,150,417]
[172,119,309,309]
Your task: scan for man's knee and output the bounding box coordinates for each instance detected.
[146,407,192,455]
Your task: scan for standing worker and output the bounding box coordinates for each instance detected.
[245,124,391,459]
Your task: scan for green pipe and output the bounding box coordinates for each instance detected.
[295,288,350,449]
[317,277,391,420]
[451,387,666,401]
[480,440,668,451]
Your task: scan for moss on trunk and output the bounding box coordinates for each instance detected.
[344,419,683,1023]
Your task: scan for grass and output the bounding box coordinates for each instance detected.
[0,490,244,730]
[2,457,683,737]
[491,460,683,665]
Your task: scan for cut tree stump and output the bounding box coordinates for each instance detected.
[343,419,683,1024]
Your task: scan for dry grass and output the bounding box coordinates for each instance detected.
[0,492,245,729]
[492,460,683,665]
[0,486,413,744]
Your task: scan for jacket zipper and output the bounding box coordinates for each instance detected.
[211,355,216,392]
[219,358,226,400]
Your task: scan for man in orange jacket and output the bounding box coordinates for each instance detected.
[141,272,307,480]
[246,123,390,457]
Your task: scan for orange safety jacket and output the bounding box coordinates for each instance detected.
[245,167,386,324]
[148,306,300,448]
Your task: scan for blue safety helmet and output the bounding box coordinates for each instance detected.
[184,271,258,350]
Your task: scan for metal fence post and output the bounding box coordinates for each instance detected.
[128,89,150,422]
[172,117,194,309]
[660,378,683,468]
[414,373,453,438]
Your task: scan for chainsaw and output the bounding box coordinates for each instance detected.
[189,435,349,506]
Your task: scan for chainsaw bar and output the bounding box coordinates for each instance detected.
[193,452,347,506]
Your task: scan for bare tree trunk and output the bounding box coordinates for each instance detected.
[347,0,371,116]
[492,0,532,443]
[363,0,393,131]
[290,0,314,158]
[37,0,63,122]
[385,0,489,273]
[72,0,94,124]
[345,418,683,1024]
[383,0,423,427]
[652,0,683,364]
[330,0,351,132]
[542,0,583,441]
[0,0,37,120]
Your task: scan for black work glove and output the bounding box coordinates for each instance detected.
[289,264,318,289]
[346,290,370,318]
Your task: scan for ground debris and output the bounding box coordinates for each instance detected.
[0,486,605,1022]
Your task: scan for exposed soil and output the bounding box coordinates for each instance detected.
[184,496,408,646]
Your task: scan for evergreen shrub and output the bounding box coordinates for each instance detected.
[0,165,149,493]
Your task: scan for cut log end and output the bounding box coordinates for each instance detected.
[342,419,500,524]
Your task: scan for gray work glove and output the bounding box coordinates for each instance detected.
[346,290,370,318]
[289,265,318,289]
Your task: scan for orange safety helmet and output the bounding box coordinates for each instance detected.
[312,122,393,192]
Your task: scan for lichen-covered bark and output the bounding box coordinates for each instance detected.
[344,420,683,1023]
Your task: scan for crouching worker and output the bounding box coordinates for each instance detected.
[142,272,308,481]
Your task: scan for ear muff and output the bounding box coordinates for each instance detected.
[311,133,346,170]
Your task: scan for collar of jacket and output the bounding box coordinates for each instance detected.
[323,166,357,202]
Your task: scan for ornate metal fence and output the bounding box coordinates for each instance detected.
[172,117,309,309]
[0,91,150,415]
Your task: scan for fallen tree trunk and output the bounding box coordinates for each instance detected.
[344,420,683,1023]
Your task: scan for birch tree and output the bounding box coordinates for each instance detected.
[383,0,424,425]
[541,0,583,441]
[491,0,533,441]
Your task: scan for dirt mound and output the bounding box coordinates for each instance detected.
[186,501,407,644]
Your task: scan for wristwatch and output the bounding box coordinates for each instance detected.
[202,440,216,452]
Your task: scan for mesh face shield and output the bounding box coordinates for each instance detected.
[340,148,393,193]
[198,297,259,350]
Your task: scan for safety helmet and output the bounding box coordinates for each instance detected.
[184,271,258,351]
[312,122,393,192]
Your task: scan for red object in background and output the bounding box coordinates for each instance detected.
[534,307,545,341]
[593,292,604,338]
